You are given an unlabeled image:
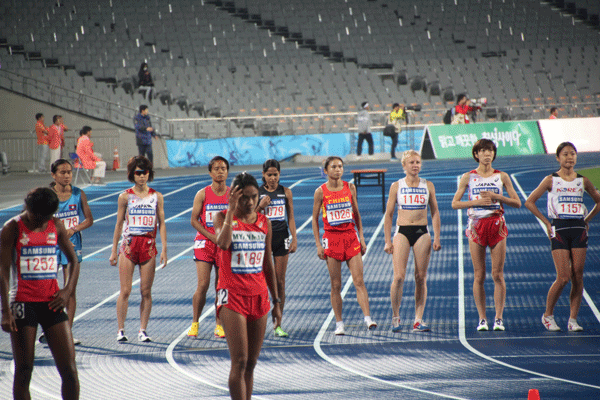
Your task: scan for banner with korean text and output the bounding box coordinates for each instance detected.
[426,121,545,159]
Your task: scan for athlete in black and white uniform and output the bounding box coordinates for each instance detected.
[384,150,441,332]
[525,142,600,332]
[258,159,297,337]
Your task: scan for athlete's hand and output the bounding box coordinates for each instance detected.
[228,185,242,211]
[271,303,282,328]
[546,222,554,239]
[160,250,168,268]
[384,241,393,254]
[289,237,298,253]
[316,244,326,260]
[49,288,69,312]
[258,195,271,211]
[360,238,367,255]
[109,250,118,266]
[1,310,17,333]
[476,192,493,206]
[432,237,442,251]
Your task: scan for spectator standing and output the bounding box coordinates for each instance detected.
[47,115,63,169]
[76,126,107,184]
[134,105,155,165]
[549,107,558,119]
[356,102,373,158]
[138,63,154,101]
[384,103,406,161]
[453,94,481,124]
[59,116,69,158]
[35,113,50,172]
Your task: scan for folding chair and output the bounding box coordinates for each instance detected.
[69,153,92,186]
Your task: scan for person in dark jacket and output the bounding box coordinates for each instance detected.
[138,63,154,100]
[134,105,155,164]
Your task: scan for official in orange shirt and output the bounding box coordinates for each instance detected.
[76,126,106,184]
[35,113,49,172]
[47,115,63,170]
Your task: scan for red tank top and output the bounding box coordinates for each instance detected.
[195,185,230,241]
[321,181,355,232]
[217,211,269,296]
[12,216,60,302]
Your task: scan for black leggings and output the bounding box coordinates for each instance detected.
[357,133,373,156]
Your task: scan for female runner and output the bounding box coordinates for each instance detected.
[258,159,297,337]
[109,156,167,342]
[1,187,80,399]
[42,159,93,345]
[187,156,229,339]
[452,139,521,331]
[384,150,441,332]
[525,142,600,331]
[214,172,281,400]
[312,156,377,335]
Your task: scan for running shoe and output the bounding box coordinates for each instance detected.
[366,320,378,330]
[138,330,152,342]
[73,338,82,345]
[187,322,199,337]
[493,319,505,331]
[391,317,402,333]
[477,319,489,331]
[568,318,583,332]
[413,321,430,332]
[274,326,289,337]
[214,324,225,338]
[541,315,561,332]
[334,321,346,335]
[117,330,128,342]
[38,334,47,344]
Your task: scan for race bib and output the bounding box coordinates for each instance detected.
[557,197,585,219]
[322,237,328,249]
[217,289,228,305]
[231,231,266,274]
[11,302,25,319]
[194,239,206,249]
[205,204,228,228]
[399,187,427,210]
[325,202,352,226]
[128,208,156,233]
[471,187,500,210]
[20,246,58,280]
[265,198,286,221]
[61,215,80,229]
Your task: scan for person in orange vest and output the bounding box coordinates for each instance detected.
[47,116,63,170]
[35,113,50,172]
[76,126,106,184]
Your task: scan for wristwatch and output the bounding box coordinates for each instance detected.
[273,298,281,304]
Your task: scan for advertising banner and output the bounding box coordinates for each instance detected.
[426,121,545,159]
[538,117,600,153]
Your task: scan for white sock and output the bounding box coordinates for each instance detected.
[392,316,400,327]
[336,321,344,330]
[364,316,373,325]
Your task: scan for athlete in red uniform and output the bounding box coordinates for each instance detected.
[214,172,281,400]
[109,156,167,343]
[1,187,80,400]
[452,139,521,332]
[187,156,230,338]
[312,156,377,335]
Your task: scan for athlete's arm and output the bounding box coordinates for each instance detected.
[311,186,325,260]
[109,192,128,266]
[492,172,521,208]
[156,192,168,268]
[216,185,241,251]
[451,172,490,209]
[191,188,217,243]
[349,183,367,254]
[263,219,281,327]
[0,220,18,332]
[524,175,553,237]
[52,217,80,312]
[428,181,442,251]
[383,182,399,254]
[72,190,94,237]
[284,187,298,253]
[583,176,600,224]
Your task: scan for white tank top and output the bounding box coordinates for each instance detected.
[122,188,158,237]
[396,178,429,211]
[547,173,587,219]
[467,170,504,219]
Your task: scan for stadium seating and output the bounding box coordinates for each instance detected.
[1,0,599,137]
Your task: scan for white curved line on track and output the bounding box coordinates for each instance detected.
[456,174,600,390]
[312,215,468,400]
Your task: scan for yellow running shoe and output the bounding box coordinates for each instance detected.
[214,324,225,338]
[187,322,199,337]
[274,326,289,337]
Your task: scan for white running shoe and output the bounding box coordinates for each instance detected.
[493,319,505,331]
[364,316,377,330]
[334,322,345,336]
[541,315,561,332]
[568,318,583,332]
[477,319,489,331]
[138,330,152,342]
[117,330,128,342]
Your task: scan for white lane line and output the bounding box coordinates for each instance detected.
[457,175,600,390]
[312,215,468,400]
[511,172,600,324]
